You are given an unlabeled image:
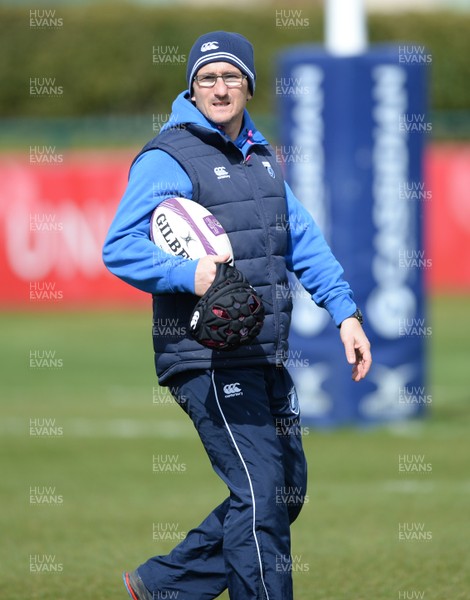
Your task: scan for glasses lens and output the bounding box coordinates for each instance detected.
[196,74,245,88]
[198,75,217,87]
[224,74,243,87]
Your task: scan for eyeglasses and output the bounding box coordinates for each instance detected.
[194,73,247,88]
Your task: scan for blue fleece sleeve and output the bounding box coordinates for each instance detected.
[102,150,198,294]
[284,182,357,326]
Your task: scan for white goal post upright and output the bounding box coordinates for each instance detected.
[325,0,367,56]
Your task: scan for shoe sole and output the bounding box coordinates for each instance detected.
[123,572,140,600]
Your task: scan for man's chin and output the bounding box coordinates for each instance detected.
[209,116,231,128]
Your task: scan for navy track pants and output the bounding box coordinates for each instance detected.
[138,365,308,600]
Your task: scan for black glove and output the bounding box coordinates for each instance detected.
[189,262,265,351]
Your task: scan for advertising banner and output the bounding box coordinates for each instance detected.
[426,145,470,292]
[0,152,148,308]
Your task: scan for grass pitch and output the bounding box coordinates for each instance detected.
[1,295,469,599]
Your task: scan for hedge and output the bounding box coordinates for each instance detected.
[0,4,469,117]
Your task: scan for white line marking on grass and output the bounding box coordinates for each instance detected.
[381,480,435,494]
[1,417,192,439]
[384,422,425,438]
[68,418,192,439]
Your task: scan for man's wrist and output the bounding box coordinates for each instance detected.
[339,308,363,328]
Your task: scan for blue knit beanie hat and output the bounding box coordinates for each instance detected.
[187,31,256,95]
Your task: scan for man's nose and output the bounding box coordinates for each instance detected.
[213,78,229,94]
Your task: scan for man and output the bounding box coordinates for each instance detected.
[103,31,371,600]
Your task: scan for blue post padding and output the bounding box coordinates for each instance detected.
[277,44,429,426]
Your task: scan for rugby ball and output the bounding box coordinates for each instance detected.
[150,197,233,263]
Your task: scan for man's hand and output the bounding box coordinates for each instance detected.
[339,318,372,382]
[194,253,231,296]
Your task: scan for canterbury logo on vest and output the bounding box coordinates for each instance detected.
[223,382,243,398]
[201,41,219,52]
[214,166,230,180]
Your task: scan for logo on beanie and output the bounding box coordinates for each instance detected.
[201,41,219,52]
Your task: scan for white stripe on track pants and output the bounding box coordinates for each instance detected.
[138,365,308,600]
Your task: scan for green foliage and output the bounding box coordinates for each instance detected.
[0,4,469,117]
